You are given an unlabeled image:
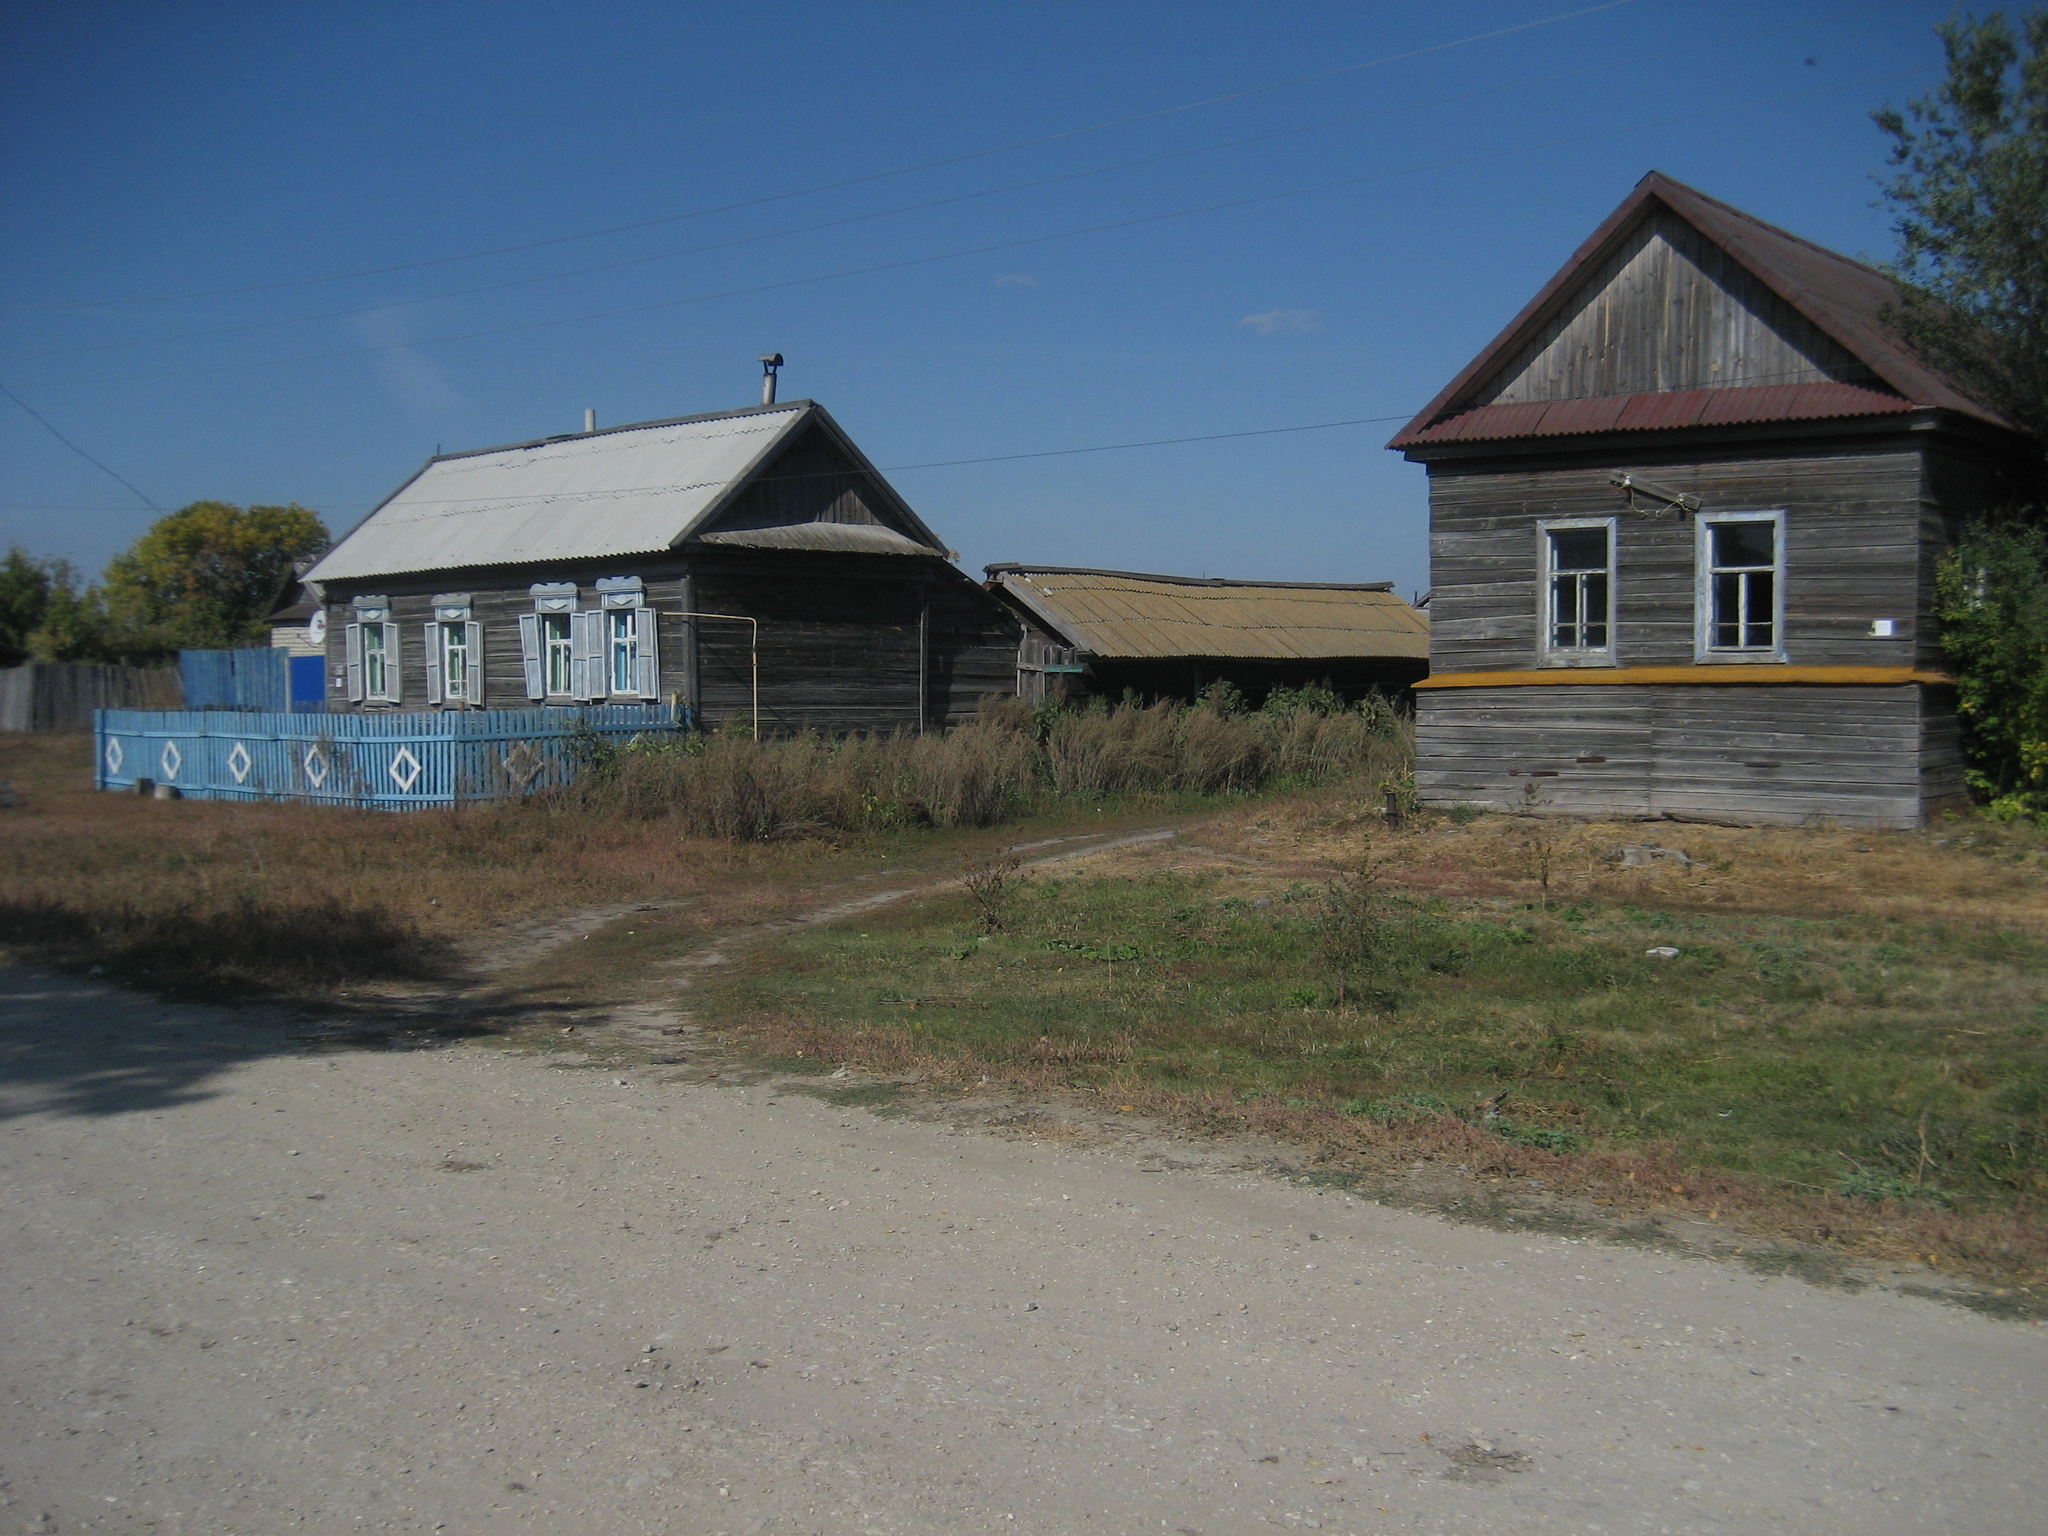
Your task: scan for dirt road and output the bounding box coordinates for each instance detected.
[3,966,2042,1535]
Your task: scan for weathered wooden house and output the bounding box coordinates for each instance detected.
[985,564,1429,703]
[305,400,1018,732]
[1388,172,2040,828]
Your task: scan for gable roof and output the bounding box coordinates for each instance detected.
[1389,171,2012,451]
[985,565,1429,663]
[308,400,945,584]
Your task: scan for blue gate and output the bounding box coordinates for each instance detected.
[95,704,682,809]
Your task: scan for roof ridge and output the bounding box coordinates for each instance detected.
[986,563,1395,592]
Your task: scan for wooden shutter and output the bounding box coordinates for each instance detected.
[381,623,402,703]
[518,614,544,699]
[568,612,590,702]
[634,608,660,700]
[580,610,608,700]
[344,623,365,703]
[423,624,444,705]
[464,620,484,705]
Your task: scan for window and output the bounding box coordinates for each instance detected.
[364,625,390,699]
[610,609,638,694]
[544,613,573,694]
[441,621,470,698]
[1538,517,1615,662]
[1697,512,1784,658]
[425,595,481,706]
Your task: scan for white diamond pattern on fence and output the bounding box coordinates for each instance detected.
[94,706,676,809]
[389,746,423,793]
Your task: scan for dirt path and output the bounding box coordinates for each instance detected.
[5,963,2046,1536]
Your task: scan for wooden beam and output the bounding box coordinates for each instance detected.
[1415,664,1955,690]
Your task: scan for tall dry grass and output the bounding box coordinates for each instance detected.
[572,692,1412,839]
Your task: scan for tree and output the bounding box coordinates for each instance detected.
[1874,11,2048,451]
[101,501,328,654]
[1935,523,2048,815]
[0,548,56,666]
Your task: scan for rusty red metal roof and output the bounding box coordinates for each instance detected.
[1404,382,1918,446]
[1389,172,2015,452]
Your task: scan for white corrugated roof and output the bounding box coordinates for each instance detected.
[309,405,808,582]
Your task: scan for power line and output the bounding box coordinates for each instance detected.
[0,383,161,513]
[54,2,1640,310]
[5,0,1909,367]
[25,69,1911,394]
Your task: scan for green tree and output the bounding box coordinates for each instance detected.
[0,548,57,666]
[102,501,328,653]
[1935,523,2048,815]
[1874,10,2048,449]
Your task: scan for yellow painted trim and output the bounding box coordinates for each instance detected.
[1414,665,1955,690]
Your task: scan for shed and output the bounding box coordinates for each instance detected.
[1388,171,2041,828]
[984,564,1429,704]
[304,400,1018,732]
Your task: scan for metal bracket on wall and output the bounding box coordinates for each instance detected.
[1610,471,1702,517]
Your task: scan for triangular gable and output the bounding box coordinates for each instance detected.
[1389,172,2010,449]
[687,410,946,556]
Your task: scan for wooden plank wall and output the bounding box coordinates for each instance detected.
[1479,210,1864,403]
[1426,443,1928,673]
[1416,683,1942,828]
[0,662,183,732]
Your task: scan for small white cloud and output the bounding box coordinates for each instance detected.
[1239,308,1323,336]
[355,304,464,420]
[994,272,1040,287]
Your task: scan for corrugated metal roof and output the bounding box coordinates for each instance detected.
[311,402,905,583]
[1389,171,2017,452]
[988,566,1429,662]
[697,523,939,556]
[1404,382,1916,445]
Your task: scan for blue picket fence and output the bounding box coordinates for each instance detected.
[95,704,683,809]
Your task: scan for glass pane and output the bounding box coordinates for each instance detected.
[1712,520,1775,569]
[1745,572,1774,647]
[1550,527,1608,572]
[1713,572,1743,647]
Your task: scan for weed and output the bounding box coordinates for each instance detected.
[961,847,1024,934]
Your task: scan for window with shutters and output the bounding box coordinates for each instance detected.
[543,614,573,694]
[609,609,638,694]
[440,621,470,700]
[1696,511,1785,661]
[1537,517,1615,664]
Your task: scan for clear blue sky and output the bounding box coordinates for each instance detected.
[1,0,1957,600]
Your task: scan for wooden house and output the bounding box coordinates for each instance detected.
[1388,172,2041,828]
[985,564,1428,704]
[305,400,1019,732]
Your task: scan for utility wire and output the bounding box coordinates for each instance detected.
[56,2,1639,310]
[25,69,1912,394]
[4,0,1910,366]
[0,383,161,512]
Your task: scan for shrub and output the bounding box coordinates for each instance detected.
[1935,521,2048,818]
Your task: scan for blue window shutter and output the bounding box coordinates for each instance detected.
[423,624,443,705]
[634,608,659,699]
[518,613,544,699]
[464,620,485,705]
[344,623,365,703]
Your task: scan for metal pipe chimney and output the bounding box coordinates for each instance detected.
[583,408,597,434]
[759,353,784,406]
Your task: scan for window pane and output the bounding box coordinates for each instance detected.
[1745,572,1774,647]
[1581,572,1608,648]
[611,611,634,694]
[544,614,571,693]
[1712,521,1774,568]
[1713,572,1743,647]
[1550,527,1608,572]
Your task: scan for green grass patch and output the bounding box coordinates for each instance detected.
[711,869,2048,1211]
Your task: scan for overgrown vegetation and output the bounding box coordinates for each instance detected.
[1936,520,2048,818]
[565,690,1412,839]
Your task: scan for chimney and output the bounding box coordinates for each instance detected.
[583,408,597,434]
[759,353,784,406]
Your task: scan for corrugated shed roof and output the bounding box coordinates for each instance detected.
[1389,172,2017,452]
[308,401,944,583]
[987,565,1429,662]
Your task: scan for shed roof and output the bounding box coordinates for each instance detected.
[308,401,944,583]
[985,565,1429,662]
[1390,172,2014,451]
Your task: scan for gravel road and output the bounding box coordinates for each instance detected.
[3,965,2043,1536]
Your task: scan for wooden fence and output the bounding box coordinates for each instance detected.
[0,663,183,733]
[94,704,681,808]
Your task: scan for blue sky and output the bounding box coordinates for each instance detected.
[1,0,1957,599]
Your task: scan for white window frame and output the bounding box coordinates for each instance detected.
[608,608,638,695]
[542,612,574,696]
[346,598,401,705]
[1536,516,1617,666]
[1695,509,1787,663]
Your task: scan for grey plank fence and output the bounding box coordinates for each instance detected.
[0,663,183,732]
[95,704,680,808]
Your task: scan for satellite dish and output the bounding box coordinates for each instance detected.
[307,609,328,645]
